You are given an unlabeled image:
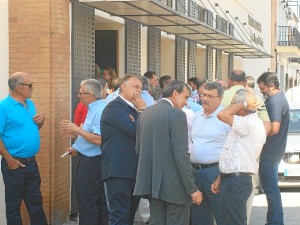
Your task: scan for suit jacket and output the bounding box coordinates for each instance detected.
[101,96,139,180]
[134,99,198,205]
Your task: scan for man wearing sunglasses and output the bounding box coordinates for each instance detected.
[0,72,47,225]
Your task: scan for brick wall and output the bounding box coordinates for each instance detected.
[9,0,71,224]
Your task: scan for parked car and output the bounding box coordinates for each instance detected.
[278,102,300,187]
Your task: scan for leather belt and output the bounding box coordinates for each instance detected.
[220,172,254,180]
[14,157,36,163]
[192,162,219,170]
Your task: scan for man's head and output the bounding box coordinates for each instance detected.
[215,79,228,91]
[159,75,172,89]
[228,70,246,88]
[257,72,279,98]
[162,80,190,110]
[78,79,102,106]
[144,71,158,87]
[188,77,199,91]
[119,74,142,103]
[232,88,257,116]
[196,79,206,97]
[9,72,33,100]
[140,76,150,91]
[245,76,255,89]
[200,81,223,114]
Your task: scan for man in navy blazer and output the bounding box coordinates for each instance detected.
[101,74,146,225]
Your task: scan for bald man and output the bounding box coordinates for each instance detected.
[0,72,47,225]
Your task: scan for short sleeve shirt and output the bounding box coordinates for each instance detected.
[0,95,40,157]
[260,91,290,162]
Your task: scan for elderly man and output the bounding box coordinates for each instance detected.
[134,80,202,225]
[60,79,108,225]
[257,72,290,225]
[101,74,146,225]
[0,72,47,225]
[190,82,231,225]
[211,89,266,225]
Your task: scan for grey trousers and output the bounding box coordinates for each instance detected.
[148,198,190,225]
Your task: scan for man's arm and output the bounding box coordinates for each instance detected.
[0,140,25,169]
[268,121,281,136]
[60,120,101,145]
[217,96,258,126]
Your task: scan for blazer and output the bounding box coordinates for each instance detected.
[100,96,139,180]
[134,99,198,205]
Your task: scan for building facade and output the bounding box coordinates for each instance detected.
[0,0,277,224]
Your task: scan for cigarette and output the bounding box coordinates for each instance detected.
[60,151,71,157]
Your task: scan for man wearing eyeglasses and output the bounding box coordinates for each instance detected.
[60,79,109,225]
[190,81,231,225]
[0,72,47,225]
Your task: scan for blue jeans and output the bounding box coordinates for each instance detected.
[1,158,48,225]
[191,166,222,225]
[220,175,252,225]
[259,160,284,225]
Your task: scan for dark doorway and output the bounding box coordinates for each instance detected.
[95,30,117,72]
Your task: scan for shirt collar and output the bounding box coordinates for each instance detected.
[162,98,174,107]
[200,104,223,118]
[119,95,135,109]
[8,95,29,105]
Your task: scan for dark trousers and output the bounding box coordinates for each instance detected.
[191,166,222,225]
[219,175,252,225]
[149,198,190,225]
[75,154,109,225]
[1,158,48,225]
[105,177,140,225]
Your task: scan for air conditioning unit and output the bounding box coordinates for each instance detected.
[286,7,293,20]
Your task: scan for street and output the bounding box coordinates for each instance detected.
[250,188,300,225]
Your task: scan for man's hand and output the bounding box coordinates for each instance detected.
[6,158,25,170]
[245,96,260,111]
[191,190,203,205]
[60,120,80,138]
[211,176,221,194]
[132,91,146,111]
[33,112,45,125]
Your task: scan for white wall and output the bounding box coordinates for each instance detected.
[0,1,8,223]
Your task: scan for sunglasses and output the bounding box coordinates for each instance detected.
[19,83,33,89]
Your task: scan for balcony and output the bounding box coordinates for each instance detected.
[278,26,300,57]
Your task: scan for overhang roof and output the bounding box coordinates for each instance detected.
[80,0,272,58]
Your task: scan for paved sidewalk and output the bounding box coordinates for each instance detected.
[63,191,300,225]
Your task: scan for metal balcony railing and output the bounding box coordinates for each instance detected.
[278,26,300,48]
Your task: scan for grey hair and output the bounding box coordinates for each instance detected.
[204,81,224,97]
[162,80,190,98]
[81,79,102,100]
[232,88,254,104]
[140,76,150,91]
[8,75,24,91]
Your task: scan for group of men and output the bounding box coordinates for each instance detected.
[0,69,289,225]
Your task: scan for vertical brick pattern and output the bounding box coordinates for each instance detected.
[9,0,70,224]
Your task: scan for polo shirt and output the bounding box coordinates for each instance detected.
[72,99,106,157]
[0,95,40,158]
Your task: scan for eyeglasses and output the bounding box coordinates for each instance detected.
[200,93,220,100]
[78,92,90,96]
[19,83,33,89]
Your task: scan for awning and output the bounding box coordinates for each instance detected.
[80,0,272,58]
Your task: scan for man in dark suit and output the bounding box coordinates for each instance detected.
[134,80,202,225]
[101,74,146,225]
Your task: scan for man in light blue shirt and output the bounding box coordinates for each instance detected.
[190,82,230,225]
[61,79,108,225]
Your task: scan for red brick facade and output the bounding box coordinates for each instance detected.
[9,0,71,224]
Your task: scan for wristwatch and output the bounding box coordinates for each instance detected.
[243,101,247,110]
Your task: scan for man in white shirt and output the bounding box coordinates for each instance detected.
[211,89,266,225]
[190,82,230,225]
